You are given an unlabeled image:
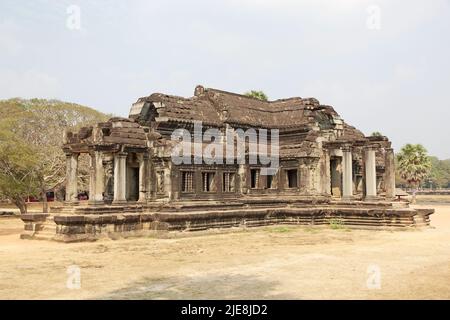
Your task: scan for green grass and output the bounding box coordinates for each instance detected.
[266,226,295,233]
[328,218,345,230]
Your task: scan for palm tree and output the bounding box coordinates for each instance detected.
[396,144,431,203]
[244,90,268,101]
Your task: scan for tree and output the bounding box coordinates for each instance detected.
[0,120,39,214]
[371,131,383,137]
[396,144,432,203]
[244,90,268,101]
[0,98,109,213]
[427,156,450,188]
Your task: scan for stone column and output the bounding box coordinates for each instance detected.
[238,164,248,194]
[88,151,105,205]
[342,148,353,200]
[384,148,396,199]
[138,154,148,203]
[364,147,377,200]
[88,153,95,203]
[322,150,331,196]
[103,154,114,203]
[299,159,311,194]
[165,162,174,200]
[113,152,127,204]
[65,153,79,204]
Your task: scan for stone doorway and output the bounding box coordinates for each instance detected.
[127,167,139,201]
[330,157,342,197]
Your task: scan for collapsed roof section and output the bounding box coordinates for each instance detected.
[63,117,151,154]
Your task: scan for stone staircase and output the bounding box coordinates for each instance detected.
[33,215,57,240]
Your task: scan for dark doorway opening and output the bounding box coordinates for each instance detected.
[127,167,139,201]
[266,174,273,189]
[330,158,342,197]
[286,169,298,188]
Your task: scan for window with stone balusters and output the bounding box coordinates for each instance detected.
[250,169,260,189]
[181,171,194,192]
[223,172,236,192]
[202,172,216,192]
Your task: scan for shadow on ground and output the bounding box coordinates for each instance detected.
[97,273,291,300]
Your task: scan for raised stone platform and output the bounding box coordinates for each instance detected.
[20,198,434,242]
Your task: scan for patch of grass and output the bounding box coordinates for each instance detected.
[266,226,295,233]
[328,218,345,230]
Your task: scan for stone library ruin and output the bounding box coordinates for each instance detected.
[21,85,433,241]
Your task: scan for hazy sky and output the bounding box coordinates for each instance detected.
[1,0,450,158]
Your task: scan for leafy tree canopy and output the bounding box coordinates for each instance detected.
[244,90,268,101]
[426,156,450,188]
[0,122,39,213]
[0,98,109,213]
[396,143,432,188]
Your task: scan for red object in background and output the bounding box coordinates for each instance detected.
[28,196,39,202]
[26,192,55,203]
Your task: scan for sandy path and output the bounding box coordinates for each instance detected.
[0,204,449,299]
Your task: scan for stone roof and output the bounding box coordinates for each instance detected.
[63,117,148,151]
[65,86,380,154]
[337,123,366,142]
[131,85,343,130]
[102,117,148,147]
[136,93,223,126]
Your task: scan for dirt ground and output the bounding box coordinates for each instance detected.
[0,204,449,300]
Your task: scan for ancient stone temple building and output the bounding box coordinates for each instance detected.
[21,86,433,241]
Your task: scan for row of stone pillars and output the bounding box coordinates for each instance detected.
[340,147,396,200]
[65,151,148,205]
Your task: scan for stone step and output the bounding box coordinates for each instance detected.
[36,216,57,238]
